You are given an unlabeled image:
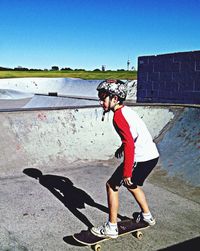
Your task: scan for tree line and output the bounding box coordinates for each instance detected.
[0,66,134,72]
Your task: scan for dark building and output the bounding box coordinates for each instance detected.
[137,50,200,104]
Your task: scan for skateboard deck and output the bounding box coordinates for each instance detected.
[73,219,149,250]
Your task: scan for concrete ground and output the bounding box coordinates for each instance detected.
[0,160,199,251]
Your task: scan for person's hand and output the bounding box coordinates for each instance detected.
[115,145,124,158]
[123,177,133,187]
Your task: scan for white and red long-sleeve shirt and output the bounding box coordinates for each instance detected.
[113,106,159,177]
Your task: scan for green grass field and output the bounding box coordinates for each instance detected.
[0,70,137,80]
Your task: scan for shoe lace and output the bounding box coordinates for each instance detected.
[97,223,108,234]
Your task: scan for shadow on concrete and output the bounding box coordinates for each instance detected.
[63,235,85,247]
[23,168,127,231]
[157,236,200,251]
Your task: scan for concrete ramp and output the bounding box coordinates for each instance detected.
[0,78,100,98]
[23,95,99,108]
[1,105,199,187]
[0,89,33,99]
[0,106,174,174]
[158,107,200,186]
[0,78,137,101]
[0,105,200,186]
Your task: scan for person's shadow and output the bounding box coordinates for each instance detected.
[23,168,128,230]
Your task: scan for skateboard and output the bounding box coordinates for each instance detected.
[73,219,149,251]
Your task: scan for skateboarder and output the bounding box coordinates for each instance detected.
[91,79,159,239]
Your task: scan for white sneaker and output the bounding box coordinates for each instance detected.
[143,216,156,226]
[91,222,118,239]
[135,212,156,226]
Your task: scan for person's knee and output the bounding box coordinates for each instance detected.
[127,184,138,192]
[106,181,119,192]
[106,181,114,190]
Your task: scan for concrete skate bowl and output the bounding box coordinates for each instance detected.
[0,78,101,109]
[0,104,200,251]
[0,78,101,97]
[0,78,137,109]
[0,104,199,201]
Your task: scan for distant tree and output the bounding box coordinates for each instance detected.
[117,69,125,71]
[61,67,73,71]
[0,66,13,71]
[14,66,29,71]
[74,68,85,71]
[29,68,43,71]
[51,66,59,71]
[93,68,101,72]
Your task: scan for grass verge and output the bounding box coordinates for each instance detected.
[0,70,137,80]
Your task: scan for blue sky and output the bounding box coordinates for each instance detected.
[0,0,200,70]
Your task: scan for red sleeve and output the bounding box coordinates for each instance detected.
[113,109,135,177]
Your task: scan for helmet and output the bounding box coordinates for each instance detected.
[97,79,127,100]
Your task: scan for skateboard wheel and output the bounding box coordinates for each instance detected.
[94,244,101,251]
[136,231,143,240]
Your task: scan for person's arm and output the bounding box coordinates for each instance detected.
[113,110,135,178]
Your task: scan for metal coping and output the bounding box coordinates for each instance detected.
[0,102,199,113]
